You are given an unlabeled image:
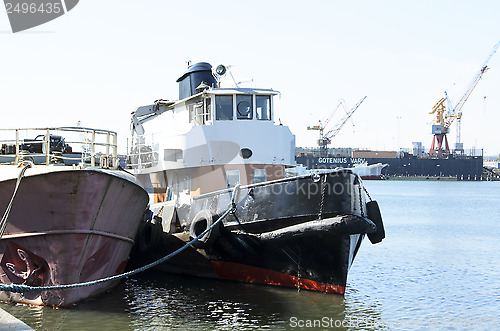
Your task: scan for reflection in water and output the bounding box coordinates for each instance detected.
[125,272,287,330]
[123,272,347,330]
[0,271,384,330]
[344,287,386,330]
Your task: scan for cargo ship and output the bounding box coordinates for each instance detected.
[296,145,484,181]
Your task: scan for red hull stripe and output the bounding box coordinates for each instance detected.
[361,175,383,180]
[210,261,345,294]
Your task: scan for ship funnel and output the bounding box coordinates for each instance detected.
[176,62,217,100]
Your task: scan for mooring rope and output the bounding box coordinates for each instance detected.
[0,185,240,294]
[0,206,234,293]
[0,162,33,238]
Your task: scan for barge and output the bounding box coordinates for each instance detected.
[0,127,149,307]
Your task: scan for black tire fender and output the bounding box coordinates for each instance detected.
[137,220,163,253]
[189,209,221,249]
[366,200,385,244]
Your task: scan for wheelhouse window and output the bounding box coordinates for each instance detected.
[189,98,212,125]
[215,95,233,120]
[205,98,211,123]
[256,95,271,120]
[236,95,253,120]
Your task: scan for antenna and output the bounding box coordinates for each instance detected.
[237,79,254,85]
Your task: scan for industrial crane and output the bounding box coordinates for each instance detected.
[308,96,367,157]
[429,41,499,158]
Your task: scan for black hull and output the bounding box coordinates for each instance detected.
[130,170,383,294]
[296,155,484,179]
[131,228,364,293]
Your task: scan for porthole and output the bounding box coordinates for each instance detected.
[240,148,253,159]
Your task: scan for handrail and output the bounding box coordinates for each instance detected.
[0,127,119,168]
[126,132,159,170]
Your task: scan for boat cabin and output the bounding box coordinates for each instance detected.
[128,63,296,213]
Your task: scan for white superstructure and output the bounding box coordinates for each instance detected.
[128,63,296,222]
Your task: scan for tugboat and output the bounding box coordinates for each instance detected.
[0,127,149,306]
[127,63,385,294]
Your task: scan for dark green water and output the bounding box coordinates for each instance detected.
[2,181,499,330]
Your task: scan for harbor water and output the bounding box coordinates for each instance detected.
[1,180,499,330]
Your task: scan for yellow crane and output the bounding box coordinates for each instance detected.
[429,41,499,158]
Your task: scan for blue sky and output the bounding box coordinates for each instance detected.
[1,1,500,155]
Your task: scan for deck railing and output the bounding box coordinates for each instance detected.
[127,133,159,170]
[0,127,118,168]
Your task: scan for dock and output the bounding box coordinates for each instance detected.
[0,308,33,330]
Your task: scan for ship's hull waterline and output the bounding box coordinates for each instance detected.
[0,167,149,307]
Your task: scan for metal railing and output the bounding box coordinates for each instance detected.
[127,133,159,170]
[0,127,119,168]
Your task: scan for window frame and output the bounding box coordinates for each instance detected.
[225,170,241,188]
[236,94,253,120]
[253,169,267,183]
[256,95,272,121]
[188,97,212,126]
[215,95,234,121]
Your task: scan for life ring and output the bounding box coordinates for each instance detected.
[366,200,385,244]
[189,209,221,249]
[137,219,163,253]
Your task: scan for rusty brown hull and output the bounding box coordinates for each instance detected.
[0,167,148,307]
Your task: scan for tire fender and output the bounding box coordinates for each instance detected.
[366,200,385,244]
[137,219,163,253]
[189,209,221,249]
